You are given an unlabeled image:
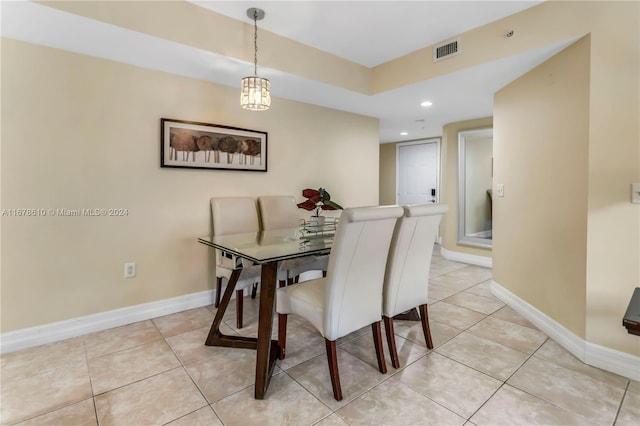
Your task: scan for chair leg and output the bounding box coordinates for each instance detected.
[371,321,387,374]
[215,277,223,307]
[251,282,258,299]
[418,304,434,349]
[278,313,288,360]
[235,289,244,329]
[325,339,343,401]
[383,316,400,369]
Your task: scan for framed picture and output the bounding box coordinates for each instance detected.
[161,118,267,172]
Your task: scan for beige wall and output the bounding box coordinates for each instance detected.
[494,0,639,357]
[3,0,638,360]
[583,3,639,355]
[385,0,639,358]
[0,39,379,332]
[494,37,590,338]
[379,143,396,206]
[441,117,493,258]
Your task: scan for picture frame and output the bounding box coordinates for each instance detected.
[160,118,267,172]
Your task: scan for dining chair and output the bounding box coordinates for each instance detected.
[211,197,262,329]
[258,195,329,285]
[382,203,448,368]
[276,205,404,401]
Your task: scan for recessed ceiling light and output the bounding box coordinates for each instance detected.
[420,101,433,107]
[400,132,408,136]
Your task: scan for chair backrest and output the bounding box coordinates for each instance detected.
[382,204,448,317]
[323,205,404,341]
[257,195,300,230]
[210,197,260,236]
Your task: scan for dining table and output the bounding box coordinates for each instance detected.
[197,225,334,399]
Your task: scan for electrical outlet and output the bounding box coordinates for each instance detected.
[124,262,136,278]
[496,184,505,197]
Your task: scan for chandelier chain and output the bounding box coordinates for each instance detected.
[240,8,270,111]
[253,10,258,76]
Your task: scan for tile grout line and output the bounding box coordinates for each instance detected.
[383,351,484,424]
[8,258,632,425]
[387,278,502,424]
[501,337,622,425]
[160,329,217,425]
[462,335,551,423]
[279,369,341,422]
[84,337,101,426]
[425,278,544,421]
[469,336,560,419]
[611,381,631,426]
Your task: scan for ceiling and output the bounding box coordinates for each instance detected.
[1,1,578,142]
[193,0,545,68]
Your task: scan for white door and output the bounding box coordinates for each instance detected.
[397,140,440,205]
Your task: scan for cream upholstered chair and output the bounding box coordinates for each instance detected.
[382,203,448,368]
[258,195,328,285]
[258,195,300,230]
[211,197,262,329]
[276,205,404,401]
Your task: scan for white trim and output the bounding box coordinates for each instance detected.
[468,230,492,238]
[441,246,492,268]
[491,280,640,381]
[0,290,215,355]
[490,280,584,357]
[584,342,640,382]
[457,127,493,249]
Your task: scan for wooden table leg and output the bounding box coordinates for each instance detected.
[254,261,280,399]
[205,269,257,349]
[203,262,280,399]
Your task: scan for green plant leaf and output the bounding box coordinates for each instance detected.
[323,200,343,210]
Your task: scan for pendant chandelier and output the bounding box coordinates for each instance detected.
[240,8,271,111]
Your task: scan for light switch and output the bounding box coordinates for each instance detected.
[632,183,640,204]
[496,184,504,197]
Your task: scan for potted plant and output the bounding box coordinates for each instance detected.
[297,187,343,226]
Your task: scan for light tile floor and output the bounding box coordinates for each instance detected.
[2,247,639,425]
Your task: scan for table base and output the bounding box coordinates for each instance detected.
[205,264,280,399]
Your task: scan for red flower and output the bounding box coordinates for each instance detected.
[296,199,318,211]
[301,188,321,203]
[297,187,343,216]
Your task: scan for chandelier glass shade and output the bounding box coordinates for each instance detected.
[241,76,271,111]
[241,8,270,111]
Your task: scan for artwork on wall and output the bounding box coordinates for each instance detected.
[160,118,267,172]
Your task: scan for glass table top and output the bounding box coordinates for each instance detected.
[198,227,333,264]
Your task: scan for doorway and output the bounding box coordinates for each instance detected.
[396,139,440,206]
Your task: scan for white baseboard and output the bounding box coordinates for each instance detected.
[441,247,492,268]
[584,342,640,382]
[491,280,640,381]
[0,290,216,355]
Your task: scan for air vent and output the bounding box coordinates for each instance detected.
[433,38,461,62]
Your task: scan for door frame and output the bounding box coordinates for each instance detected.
[395,138,441,205]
